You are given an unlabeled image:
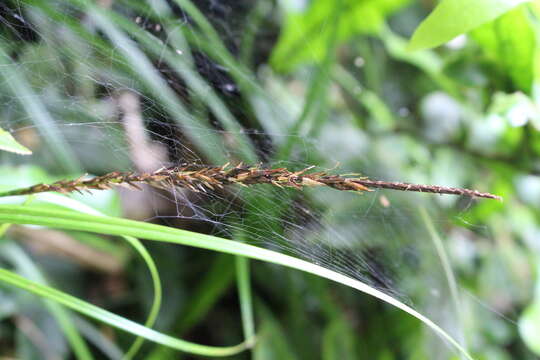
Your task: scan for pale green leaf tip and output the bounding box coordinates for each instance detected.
[0,146,32,155]
[405,37,428,52]
[0,128,32,155]
[406,26,440,52]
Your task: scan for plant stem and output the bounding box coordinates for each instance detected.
[0,163,502,201]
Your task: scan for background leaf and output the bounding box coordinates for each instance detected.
[271,0,410,71]
[408,0,531,51]
[519,262,540,356]
[520,300,540,356]
[472,5,536,92]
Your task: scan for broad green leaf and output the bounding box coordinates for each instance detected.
[472,6,536,92]
[271,0,411,72]
[408,0,531,51]
[0,128,32,155]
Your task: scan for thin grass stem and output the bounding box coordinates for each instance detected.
[0,163,502,200]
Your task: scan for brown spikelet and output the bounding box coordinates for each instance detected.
[0,163,502,201]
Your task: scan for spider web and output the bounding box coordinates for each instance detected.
[0,0,507,357]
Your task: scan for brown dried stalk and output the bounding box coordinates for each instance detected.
[0,163,502,200]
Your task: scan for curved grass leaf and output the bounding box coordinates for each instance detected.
[0,191,162,359]
[0,204,474,360]
[408,0,531,51]
[0,267,248,357]
[25,193,162,359]
[1,242,93,360]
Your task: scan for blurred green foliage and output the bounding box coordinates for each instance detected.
[0,0,540,359]
[472,5,536,93]
[271,0,411,71]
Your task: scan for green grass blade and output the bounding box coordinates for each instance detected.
[104,4,258,342]
[275,1,342,161]
[170,0,292,135]
[81,4,225,163]
[236,256,256,347]
[72,316,124,359]
[147,254,235,359]
[1,242,94,360]
[0,204,474,360]
[419,206,466,351]
[177,254,235,333]
[18,192,163,359]
[239,0,269,68]
[104,9,258,163]
[332,65,396,131]
[0,267,248,357]
[122,235,162,359]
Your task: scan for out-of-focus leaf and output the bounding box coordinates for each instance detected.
[408,0,530,51]
[271,0,411,72]
[0,128,32,155]
[322,317,357,360]
[472,6,536,92]
[488,92,539,127]
[380,29,460,97]
[253,307,297,360]
[0,43,80,172]
[420,92,462,143]
[519,264,540,356]
[466,92,528,156]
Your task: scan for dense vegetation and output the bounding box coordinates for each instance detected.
[1,0,539,359]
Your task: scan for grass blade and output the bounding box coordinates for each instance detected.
[0,192,163,359]
[275,1,342,160]
[0,204,474,360]
[27,193,162,359]
[236,256,255,347]
[419,206,466,351]
[82,4,225,163]
[0,267,248,357]
[104,8,258,163]
[1,242,94,360]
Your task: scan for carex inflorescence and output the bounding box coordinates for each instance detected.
[0,163,502,200]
